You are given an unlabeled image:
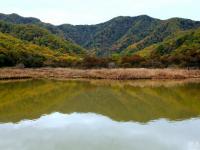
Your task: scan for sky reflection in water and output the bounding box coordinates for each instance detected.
[0,112,200,150]
[0,79,200,150]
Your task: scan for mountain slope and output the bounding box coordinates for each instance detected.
[137,28,200,56]
[0,21,84,55]
[0,13,41,24]
[124,18,200,55]
[0,13,64,37]
[0,13,200,57]
[0,32,80,67]
[58,15,161,55]
[0,13,199,68]
[129,28,200,67]
[58,16,200,56]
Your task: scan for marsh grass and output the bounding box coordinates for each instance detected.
[0,68,200,80]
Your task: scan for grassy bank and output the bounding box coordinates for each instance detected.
[0,68,200,80]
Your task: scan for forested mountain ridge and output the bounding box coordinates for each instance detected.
[0,13,64,37]
[0,13,41,24]
[0,32,81,67]
[0,13,199,68]
[59,17,200,56]
[0,21,85,55]
[1,13,200,55]
[125,28,200,68]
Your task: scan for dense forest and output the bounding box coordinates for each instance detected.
[0,13,199,68]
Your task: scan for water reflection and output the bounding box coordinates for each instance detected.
[0,79,200,123]
[0,112,200,150]
[0,79,200,150]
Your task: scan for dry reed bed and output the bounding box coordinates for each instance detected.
[0,68,200,80]
[88,78,200,87]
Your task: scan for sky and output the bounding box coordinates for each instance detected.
[0,0,199,25]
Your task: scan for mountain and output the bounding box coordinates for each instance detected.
[1,13,200,56]
[0,21,84,55]
[123,18,200,55]
[0,13,41,24]
[116,28,200,68]
[126,28,200,68]
[0,13,64,36]
[0,13,85,55]
[0,13,199,68]
[0,32,81,67]
[59,16,200,56]
[58,15,161,55]
[136,28,200,57]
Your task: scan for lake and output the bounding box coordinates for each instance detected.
[0,79,200,150]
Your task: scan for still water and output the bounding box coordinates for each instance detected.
[0,79,200,150]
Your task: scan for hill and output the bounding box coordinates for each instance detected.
[0,13,199,68]
[122,28,200,68]
[58,16,200,56]
[0,32,81,67]
[1,13,200,56]
[0,15,85,55]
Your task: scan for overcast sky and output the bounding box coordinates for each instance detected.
[0,0,199,25]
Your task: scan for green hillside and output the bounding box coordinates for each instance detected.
[122,28,200,68]
[0,21,84,55]
[58,15,161,55]
[1,13,199,56]
[0,13,199,68]
[0,13,41,24]
[58,16,200,56]
[0,13,64,37]
[0,32,81,67]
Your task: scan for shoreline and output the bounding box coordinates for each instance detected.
[0,68,200,80]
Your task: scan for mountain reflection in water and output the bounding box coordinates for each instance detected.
[0,79,200,150]
[0,79,200,123]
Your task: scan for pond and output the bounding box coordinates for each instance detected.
[0,79,200,150]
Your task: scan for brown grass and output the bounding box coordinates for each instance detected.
[0,68,200,80]
[87,78,200,87]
